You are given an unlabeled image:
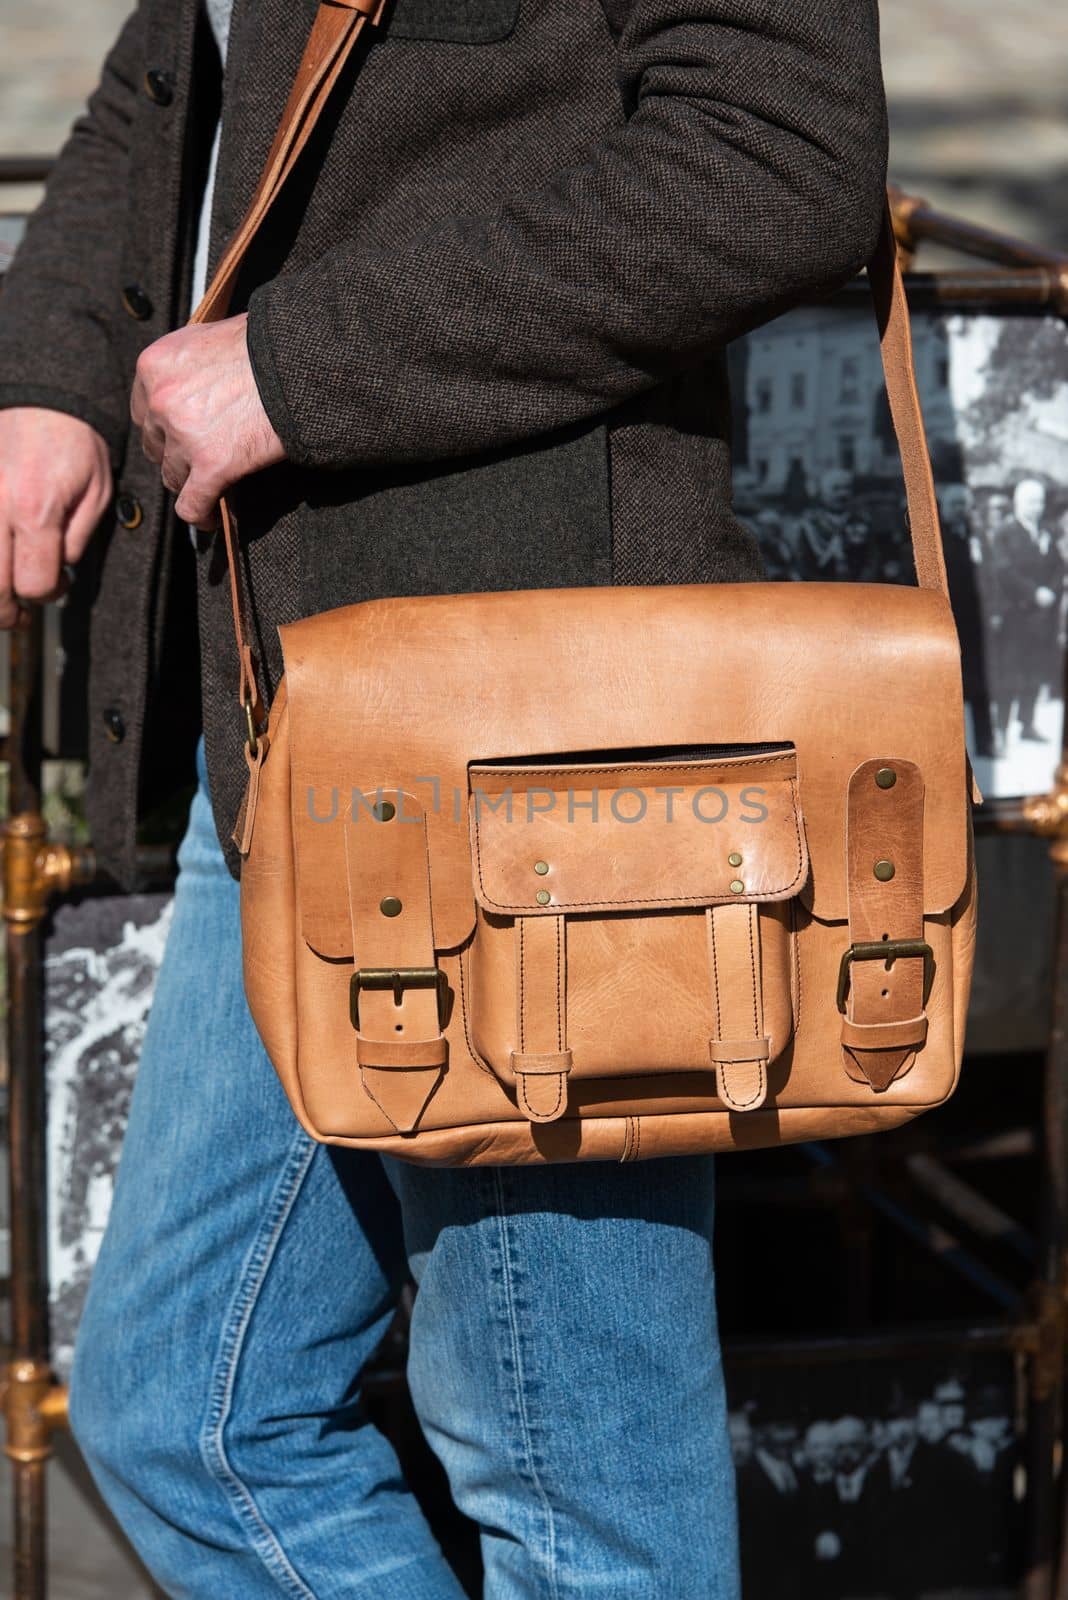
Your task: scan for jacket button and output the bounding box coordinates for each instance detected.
[121,284,153,321]
[144,69,174,106]
[102,707,126,744]
[115,493,143,530]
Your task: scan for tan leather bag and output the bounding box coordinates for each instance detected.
[196,0,977,1167]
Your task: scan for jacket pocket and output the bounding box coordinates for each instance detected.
[383,0,521,43]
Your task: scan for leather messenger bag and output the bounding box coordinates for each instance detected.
[194,0,978,1166]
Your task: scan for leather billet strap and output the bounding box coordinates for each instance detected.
[706,902,771,1112]
[343,790,448,1132]
[840,759,929,1091]
[511,914,573,1123]
[185,0,950,740]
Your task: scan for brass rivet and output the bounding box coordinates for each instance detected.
[728,852,743,867]
[875,768,897,790]
[873,859,895,882]
[730,879,745,894]
[373,800,396,822]
[534,860,549,875]
[380,895,403,917]
[536,889,551,906]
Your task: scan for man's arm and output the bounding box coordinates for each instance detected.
[0,7,144,460]
[247,0,889,471]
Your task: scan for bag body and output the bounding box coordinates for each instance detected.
[239,580,976,1165]
[192,0,977,1165]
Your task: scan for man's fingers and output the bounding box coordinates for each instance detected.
[140,417,166,466]
[159,448,191,498]
[0,514,18,629]
[11,519,64,605]
[16,576,69,606]
[130,366,145,428]
[174,470,223,531]
[62,482,111,568]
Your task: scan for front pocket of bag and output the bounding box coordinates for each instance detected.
[465,747,807,1117]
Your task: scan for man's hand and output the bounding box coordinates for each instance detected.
[131,313,285,530]
[0,408,113,629]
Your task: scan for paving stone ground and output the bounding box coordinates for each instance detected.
[0,2,1065,1597]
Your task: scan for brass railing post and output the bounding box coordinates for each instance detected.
[1,614,88,1600]
[2,808,91,1599]
[3,611,51,1600]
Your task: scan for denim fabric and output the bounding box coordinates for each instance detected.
[70,743,739,1598]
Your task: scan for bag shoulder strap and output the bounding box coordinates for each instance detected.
[867,205,947,594]
[190,0,385,729]
[190,0,949,735]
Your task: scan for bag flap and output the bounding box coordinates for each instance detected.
[282,582,971,958]
[468,750,807,914]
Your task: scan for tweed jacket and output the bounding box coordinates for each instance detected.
[0,0,889,885]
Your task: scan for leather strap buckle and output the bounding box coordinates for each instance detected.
[349,967,449,1030]
[243,697,260,758]
[836,939,935,1014]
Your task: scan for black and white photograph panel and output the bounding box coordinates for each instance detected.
[728,1354,1023,1599]
[730,308,1068,800]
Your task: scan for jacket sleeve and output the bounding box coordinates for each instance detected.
[0,8,143,462]
[247,0,889,471]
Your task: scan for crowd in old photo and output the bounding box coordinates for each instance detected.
[730,1377,1018,1598]
[741,473,1068,765]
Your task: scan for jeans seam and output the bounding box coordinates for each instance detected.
[198,1128,320,1600]
[492,1167,561,1600]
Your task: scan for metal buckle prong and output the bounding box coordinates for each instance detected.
[836,939,935,1014]
[350,966,449,1030]
[243,699,259,758]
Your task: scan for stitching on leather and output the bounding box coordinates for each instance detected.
[456,942,495,1078]
[724,1058,767,1109]
[359,1065,425,1133]
[518,917,525,1054]
[747,905,759,1037]
[845,760,925,1023]
[635,1115,641,1161]
[471,752,794,781]
[518,1065,565,1121]
[417,810,437,969]
[554,916,563,1053]
[472,776,806,911]
[709,909,722,1037]
[791,898,803,1031]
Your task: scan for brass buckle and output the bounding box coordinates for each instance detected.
[350,967,449,1030]
[836,939,935,1014]
[243,699,259,759]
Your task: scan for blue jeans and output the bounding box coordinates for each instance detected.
[70,746,739,1598]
